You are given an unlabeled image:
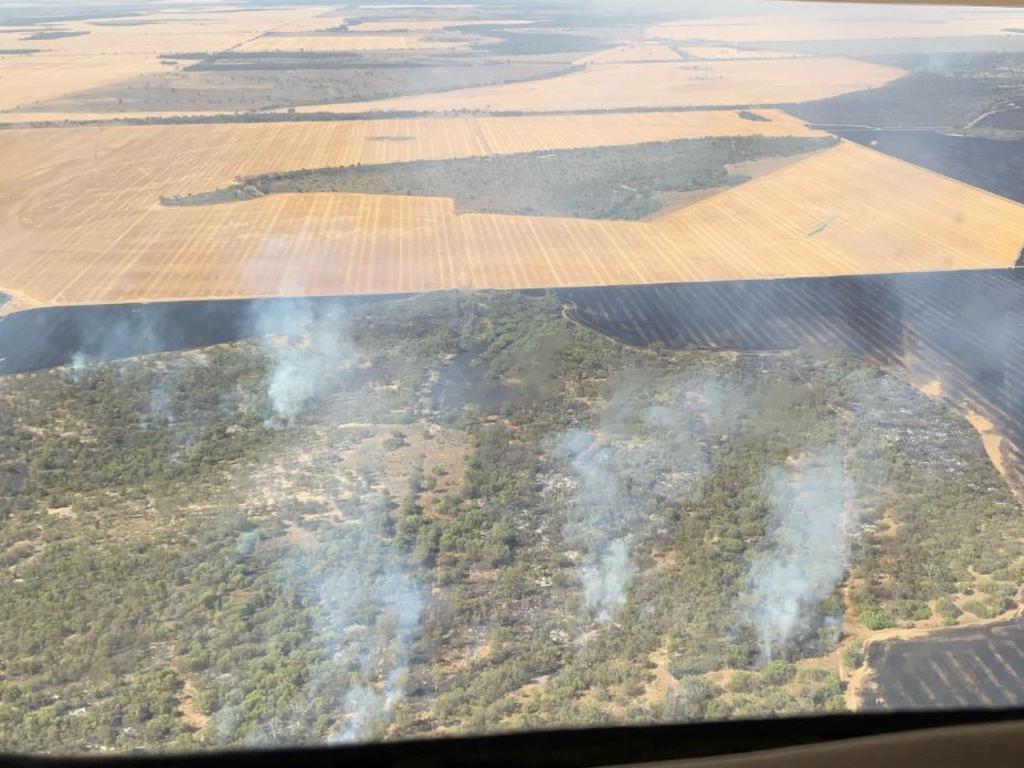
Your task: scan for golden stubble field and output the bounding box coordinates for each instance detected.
[345,20,532,33]
[0,6,339,114]
[647,10,1024,44]
[575,43,684,65]
[233,32,478,53]
[1,113,1022,308]
[677,46,810,61]
[292,57,904,114]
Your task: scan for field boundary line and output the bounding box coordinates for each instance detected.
[847,137,1024,213]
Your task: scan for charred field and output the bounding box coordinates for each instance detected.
[563,269,1024,485]
[860,618,1024,711]
[0,294,402,375]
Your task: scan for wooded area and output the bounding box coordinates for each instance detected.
[1,292,1018,752]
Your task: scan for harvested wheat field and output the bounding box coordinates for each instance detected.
[345,19,532,33]
[0,53,167,114]
[649,11,1024,44]
[234,33,476,53]
[0,7,338,113]
[292,58,903,114]
[678,46,809,60]
[0,109,825,197]
[644,142,1024,281]
[2,122,1021,306]
[575,43,684,65]
[451,142,1024,288]
[0,109,824,305]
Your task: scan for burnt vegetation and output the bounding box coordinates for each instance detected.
[20,29,88,41]
[788,52,1024,131]
[472,30,612,56]
[564,269,1024,491]
[862,618,1024,710]
[832,129,1024,204]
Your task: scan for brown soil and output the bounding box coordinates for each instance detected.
[644,645,680,706]
[179,679,210,731]
[966,409,1007,478]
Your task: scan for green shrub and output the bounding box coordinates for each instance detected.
[860,608,896,631]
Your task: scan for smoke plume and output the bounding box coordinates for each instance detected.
[304,493,424,744]
[745,448,855,662]
[248,299,356,422]
[326,570,423,744]
[555,375,742,622]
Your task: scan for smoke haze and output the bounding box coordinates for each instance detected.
[555,375,744,622]
[247,299,357,423]
[744,448,856,662]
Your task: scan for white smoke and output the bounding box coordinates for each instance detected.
[285,489,425,745]
[249,300,357,423]
[64,307,164,375]
[326,572,423,744]
[241,232,422,740]
[582,538,635,622]
[745,448,856,662]
[244,230,359,423]
[555,375,742,623]
[66,351,90,382]
[556,428,633,622]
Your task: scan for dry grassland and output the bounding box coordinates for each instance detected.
[291,57,904,114]
[2,119,1021,307]
[0,7,339,113]
[648,12,1024,44]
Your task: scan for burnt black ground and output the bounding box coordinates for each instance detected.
[977,107,1024,131]
[562,270,1024,467]
[0,295,398,375]
[862,619,1024,711]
